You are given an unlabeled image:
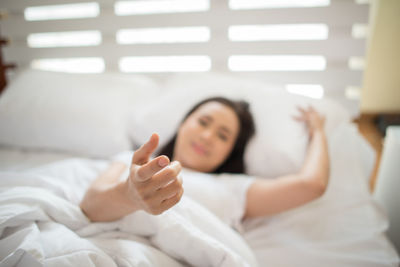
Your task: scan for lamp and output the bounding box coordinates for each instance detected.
[360,0,400,135]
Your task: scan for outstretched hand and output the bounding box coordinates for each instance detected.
[127,133,183,215]
[292,105,326,138]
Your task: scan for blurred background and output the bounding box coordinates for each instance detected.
[0,0,373,117]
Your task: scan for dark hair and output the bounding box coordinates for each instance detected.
[157,97,255,174]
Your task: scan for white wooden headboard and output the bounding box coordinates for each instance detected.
[0,0,370,117]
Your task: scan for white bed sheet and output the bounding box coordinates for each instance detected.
[0,123,399,266]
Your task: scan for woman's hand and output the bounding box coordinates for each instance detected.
[80,133,183,222]
[125,133,184,215]
[293,105,326,138]
[246,105,330,219]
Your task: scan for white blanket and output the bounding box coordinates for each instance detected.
[0,162,258,267]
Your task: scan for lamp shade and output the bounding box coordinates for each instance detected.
[361,0,400,113]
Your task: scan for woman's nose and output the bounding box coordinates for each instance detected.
[200,129,214,143]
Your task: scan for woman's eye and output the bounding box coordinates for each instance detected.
[198,119,208,126]
[218,133,228,141]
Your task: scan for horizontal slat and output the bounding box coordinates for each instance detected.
[0,0,115,11]
[7,56,363,86]
[0,0,369,15]
[3,24,358,43]
[214,39,366,58]
[3,38,366,62]
[226,71,363,88]
[1,3,368,37]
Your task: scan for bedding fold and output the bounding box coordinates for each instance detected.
[0,170,257,267]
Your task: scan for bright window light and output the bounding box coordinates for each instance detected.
[345,86,361,100]
[229,0,330,10]
[119,56,211,72]
[286,84,324,99]
[28,31,101,48]
[117,27,210,44]
[24,2,99,21]
[31,58,105,73]
[348,57,365,70]
[115,0,209,15]
[355,0,370,4]
[228,55,326,71]
[352,24,368,39]
[229,24,328,41]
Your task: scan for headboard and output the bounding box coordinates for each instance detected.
[0,0,370,117]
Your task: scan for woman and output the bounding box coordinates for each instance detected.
[80,97,330,223]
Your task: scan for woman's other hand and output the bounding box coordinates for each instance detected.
[246,105,330,218]
[293,105,326,138]
[126,133,184,215]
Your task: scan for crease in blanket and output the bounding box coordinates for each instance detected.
[0,173,258,267]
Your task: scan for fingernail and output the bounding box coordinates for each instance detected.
[169,161,180,169]
[149,134,155,141]
[158,157,169,167]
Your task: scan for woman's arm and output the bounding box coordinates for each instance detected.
[79,161,137,222]
[244,106,330,218]
[80,134,184,222]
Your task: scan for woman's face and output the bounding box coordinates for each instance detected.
[173,101,240,173]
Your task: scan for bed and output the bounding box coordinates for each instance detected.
[0,67,399,267]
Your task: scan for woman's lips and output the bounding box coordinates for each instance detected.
[191,142,208,156]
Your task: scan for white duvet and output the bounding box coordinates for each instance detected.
[0,163,258,267]
[0,123,399,267]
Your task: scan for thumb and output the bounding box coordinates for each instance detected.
[132,133,159,165]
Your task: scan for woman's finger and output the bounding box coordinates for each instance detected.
[297,106,306,114]
[141,174,183,215]
[154,178,183,203]
[160,188,184,212]
[151,161,182,190]
[134,155,170,182]
[131,133,159,165]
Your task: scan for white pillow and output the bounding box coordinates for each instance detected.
[130,72,350,178]
[0,68,159,158]
[245,90,350,178]
[129,72,279,147]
